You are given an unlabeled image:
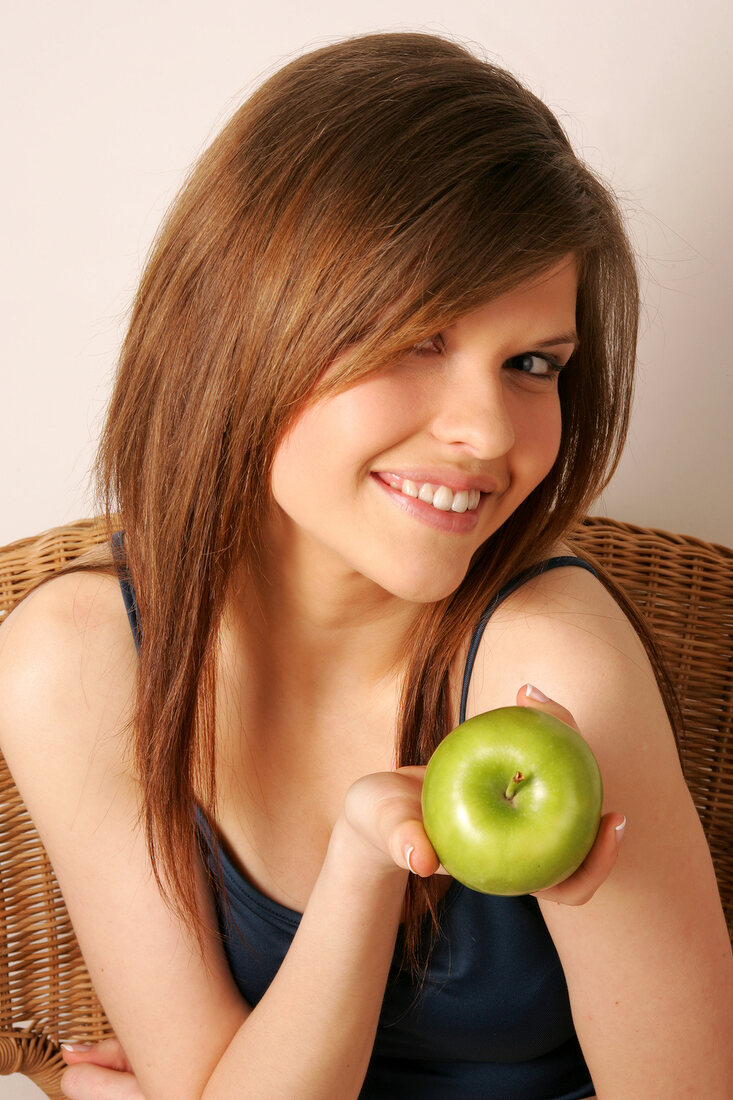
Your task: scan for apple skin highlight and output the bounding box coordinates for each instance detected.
[421,707,603,895]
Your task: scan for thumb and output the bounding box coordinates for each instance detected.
[516,682,580,733]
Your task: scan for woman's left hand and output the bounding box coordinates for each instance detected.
[516,683,626,906]
[61,1037,141,1099]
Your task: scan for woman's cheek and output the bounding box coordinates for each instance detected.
[514,396,563,486]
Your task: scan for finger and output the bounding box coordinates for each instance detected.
[344,770,449,879]
[385,812,442,879]
[406,848,451,877]
[348,769,437,876]
[516,683,580,732]
[401,830,452,878]
[535,812,626,905]
[61,1062,142,1100]
[61,1037,132,1073]
[390,768,451,878]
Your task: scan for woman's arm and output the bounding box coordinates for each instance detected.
[58,804,623,1100]
[469,564,733,1098]
[0,573,423,1100]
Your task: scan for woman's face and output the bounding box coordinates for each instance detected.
[269,257,578,604]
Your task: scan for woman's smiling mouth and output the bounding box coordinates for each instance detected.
[377,472,482,513]
[371,472,497,534]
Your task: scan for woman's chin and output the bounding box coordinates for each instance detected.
[371,566,468,606]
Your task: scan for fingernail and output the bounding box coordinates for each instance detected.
[525,683,550,702]
[615,817,626,844]
[404,844,417,874]
[61,1043,94,1052]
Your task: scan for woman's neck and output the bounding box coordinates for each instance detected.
[222,536,426,703]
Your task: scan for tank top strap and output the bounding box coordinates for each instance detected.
[111,531,141,653]
[459,556,598,725]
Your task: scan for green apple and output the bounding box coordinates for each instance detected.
[421,706,603,895]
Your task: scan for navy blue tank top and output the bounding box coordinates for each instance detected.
[112,533,597,1099]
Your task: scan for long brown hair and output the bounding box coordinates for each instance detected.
[31,33,680,974]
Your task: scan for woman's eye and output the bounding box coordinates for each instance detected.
[506,353,562,378]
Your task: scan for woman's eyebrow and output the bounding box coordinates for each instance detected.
[535,332,580,350]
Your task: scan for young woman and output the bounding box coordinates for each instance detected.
[1,31,731,1100]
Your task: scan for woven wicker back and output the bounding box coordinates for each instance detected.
[0,515,732,1097]
[571,516,733,926]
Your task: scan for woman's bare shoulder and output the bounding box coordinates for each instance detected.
[482,550,642,660]
[464,554,660,726]
[0,569,137,777]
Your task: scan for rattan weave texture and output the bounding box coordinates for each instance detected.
[571,515,733,924]
[0,514,731,1096]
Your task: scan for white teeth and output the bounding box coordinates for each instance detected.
[432,485,454,511]
[389,476,482,514]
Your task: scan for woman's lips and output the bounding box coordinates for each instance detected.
[376,468,500,496]
[371,472,486,533]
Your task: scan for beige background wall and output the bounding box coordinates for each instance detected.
[1,0,731,1085]
[2,1,732,557]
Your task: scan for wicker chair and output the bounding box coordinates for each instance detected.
[0,515,732,1098]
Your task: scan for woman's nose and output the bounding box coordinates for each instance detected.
[429,369,516,458]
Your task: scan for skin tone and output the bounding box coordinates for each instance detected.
[2,256,729,1098]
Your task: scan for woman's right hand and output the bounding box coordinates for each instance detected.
[338,765,449,879]
[61,1038,142,1099]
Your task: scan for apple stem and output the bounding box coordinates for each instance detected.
[504,771,526,801]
